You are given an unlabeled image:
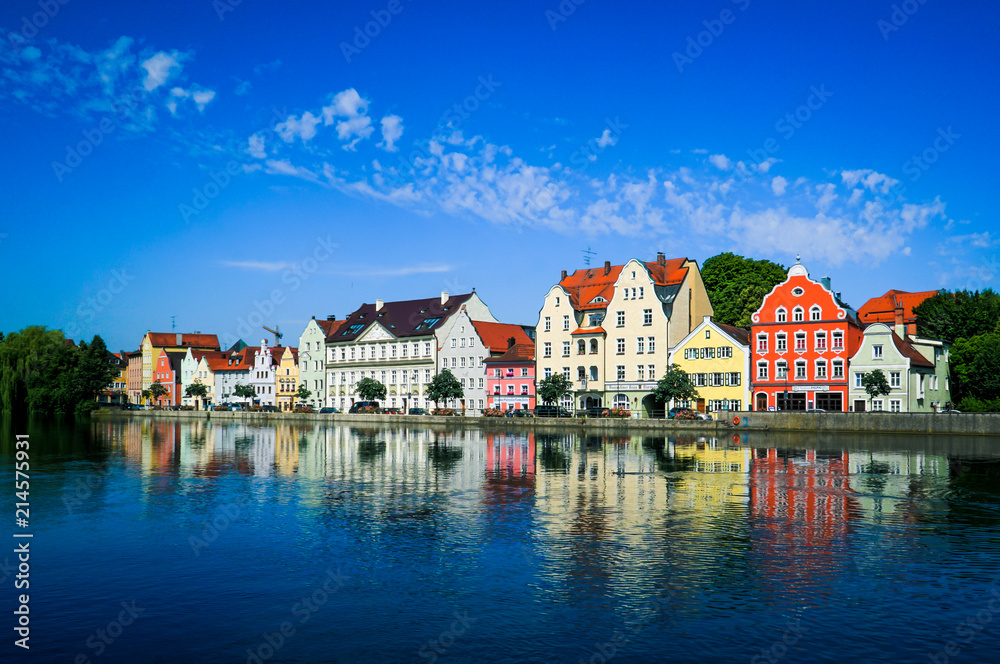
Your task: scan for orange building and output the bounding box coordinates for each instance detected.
[858,289,938,336]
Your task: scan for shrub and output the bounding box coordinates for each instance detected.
[293,406,315,414]
[956,397,1000,412]
[673,410,697,420]
[482,408,504,417]
[432,408,456,416]
[607,408,631,418]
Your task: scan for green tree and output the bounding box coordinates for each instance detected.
[149,380,169,405]
[233,383,255,407]
[426,369,463,408]
[913,289,1000,344]
[701,252,787,327]
[185,380,209,408]
[652,363,699,407]
[141,389,151,404]
[861,369,891,409]
[950,333,1000,402]
[536,373,572,406]
[356,377,387,402]
[295,384,312,402]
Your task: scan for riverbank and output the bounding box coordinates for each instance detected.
[93,409,1000,436]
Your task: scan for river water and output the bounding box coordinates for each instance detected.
[2,415,1000,663]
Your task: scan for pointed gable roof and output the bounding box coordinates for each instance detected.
[332,293,475,342]
[318,319,345,339]
[471,321,533,353]
[557,257,691,310]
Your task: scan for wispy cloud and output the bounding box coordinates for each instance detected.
[219,260,293,271]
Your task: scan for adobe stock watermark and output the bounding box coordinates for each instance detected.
[52,89,150,182]
[245,567,349,664]
[672,0,751,73]
[746,85,833,167]
[64,269,134,340]
[878,0,931,41]
[219,236,338,349]
[545,0,587,31]
[928,581,1000,664]
[416,610,477,663]
[74,600,146,663]
[340,0,410,63]
[6,0,72,53]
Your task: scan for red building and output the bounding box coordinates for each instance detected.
[858,289,937,335]
[151,347,184,407]
[750,260,863,411]
[484,342,536,412]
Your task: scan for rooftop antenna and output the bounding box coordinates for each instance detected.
[171,315,176,331]
[582,246,597,266]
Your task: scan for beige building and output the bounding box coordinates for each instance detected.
[535,254,713,416]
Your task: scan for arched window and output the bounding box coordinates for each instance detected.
[577,340,586,355]
[613,393,629,409]
[793,306,804,322]
[810,306,821,321]
[776,307,787,323]
[589,339,599,354]
[589,366,599,381]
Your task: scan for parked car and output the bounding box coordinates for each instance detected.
[940,409,962,414]
[535,405,572,418]
[408,408,429,415]
[806,408,826,413]
[508,408,532,418]
[696,412,714,421]
[383,407,402,415]
[348,401,381,414]
[319,407,339,414]
[261,405,280,413]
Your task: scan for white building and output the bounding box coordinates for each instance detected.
[298,316,343,409]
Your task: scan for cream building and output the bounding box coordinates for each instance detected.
[535,254,713,416]
[668,315,751,414]
[298,317,342,410]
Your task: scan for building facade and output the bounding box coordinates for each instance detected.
[250,341,278,406]
[750,260,863,412]
[668,315,751,414]
[847,323,951,412]
[150,347,184,407]
[535,254,713,416]
[213,346,255,407]
[484,343,536,412]
[297,317,342,410]
[140,332,220,395]
[275,346,299,411]
[325,292,496,411]
[127,351,143,404]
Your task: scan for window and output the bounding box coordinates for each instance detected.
[776,333,787,352]
[616,366,626,381]
[647,337,655,353]
[562,341,570,357]
[590,366,599,381]
[816,360,827,379]
[578,340,586,355]
[507,384,514,395]
[544,368,552,378]
[757,334,768,353]
[795,361,806,380]
[636,337,645,354]
[684,348,693,361]
[451,358,457,368]
[401,345,408,358]
[636,365,645,381]
[643,309,652,326]
[648,364,655,380]
[616,338,625,354]
[459,338,465,349]
[709,372,724,387]
[854,372,864,388]
[391,345,397,358]
[460,357,467,368]
[639,286,644,299]
[776,361,787,379]
[815,331,827,350]
[555,296,560,307]
[873,344,883,359]
[872,399,884,411]
[832,361,844,378]
[832,331,843,350]
[544,317,551,332]
[890,371,901,388]
[543,342,552,358]
[588,313,603,327]
[424,369,431,382]
[728,372,741,386]
[776,308,787,323]
[350,348,356,360]
[718,346,732,359]
[890,399,901,413]
[451,339,456,348]
[562,367,571,380]
[795,332,806,352]
[521,368,528,377]
[793,307,804,322]
[589,339,599,354]
[521,384,529,395]
[424,342,431,356]
[622,288,629,300]
[810,306,821,321]
[467,338,474,349]
[616,311,625,327]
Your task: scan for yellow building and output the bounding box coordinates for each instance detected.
[275,346,299,411]
[668,315,751,414]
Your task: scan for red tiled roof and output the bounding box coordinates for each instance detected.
[472,321,533,352]
[557,257,689,310]
[859,290,938,325]
[484,343,535,363]
[318,319,345,338]
[147,332,221,349]
[274,346,299,363]
[893,334,934,368]
[716,323,750,347]
[212,346,258,371]
[570,326,606,335]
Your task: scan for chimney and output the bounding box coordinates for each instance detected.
[893,303,905,338]
[820,276,831,291]
[376,299,384,311]
[326,315,336,321]
[176,333,182,346]
[657,252,665,266]
[604,260,611,275]
[508,336,516,349]
[441,291,449,305]
[561,270,567,281]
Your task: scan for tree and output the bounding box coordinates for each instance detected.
[426,369,463,408]
[913,289,1000,344]
[295,384,312,403]
[356,377,387,402]
[652,364,699,408]
[950,333,1000,402]
[701,252,787,327]
[536,373,572,406]
[861,369,891,409]
[149,380,169,405]
[233,383,255,407]
[141,389,151,404]
[185,380,209,409]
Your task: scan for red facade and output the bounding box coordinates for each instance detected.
[484,343,536,412]
[750,263,863,411]
[151,348,182,407]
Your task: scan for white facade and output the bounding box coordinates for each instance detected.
[250,340,277,406]
[298,318,332,409]
[438,311,488,414]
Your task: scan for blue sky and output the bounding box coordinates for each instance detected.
[1,0,997,352]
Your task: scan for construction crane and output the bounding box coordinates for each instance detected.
[263,325,283,347]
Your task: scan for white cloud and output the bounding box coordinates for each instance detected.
[840,169,899,194]
[708,154,732,171]
[191,89,215,111]
[220,260,292,271]
[321,88,374,150]
[378,114,404,152]
[771,176,788,196]
[247,133,267,159]
[141,51,183,91]
[752,157,779,174]
[596,129,618,148]
[276,111,321,143]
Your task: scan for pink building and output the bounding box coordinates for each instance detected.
[484,343,536,412]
